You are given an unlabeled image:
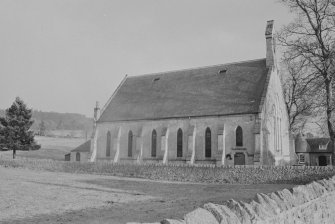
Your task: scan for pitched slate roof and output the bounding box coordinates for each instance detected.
[306,138,332,152]
[71,140,91,152]
[99,59,269,122]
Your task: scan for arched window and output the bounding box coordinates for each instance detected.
[106,131,111,157]
[151,129,157,157]
[236,126,243,146]
[177,128,183,157]
[128,130,133,157]
[76,152,80,161]
[205,127,211,158]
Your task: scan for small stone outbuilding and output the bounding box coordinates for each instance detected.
[68,140,90,162]
[295,135,333,166]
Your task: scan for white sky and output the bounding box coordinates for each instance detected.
[0,0,293,117]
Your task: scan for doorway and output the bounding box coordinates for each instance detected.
[319,156,327,166]
[234,153,245,165]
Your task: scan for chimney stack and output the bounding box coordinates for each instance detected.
[265,20,276,68]
[94,101,100,122]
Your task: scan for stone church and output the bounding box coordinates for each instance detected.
[89,20,293,166]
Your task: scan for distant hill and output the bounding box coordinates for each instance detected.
[30,110,93,131]
[0,109,93,136]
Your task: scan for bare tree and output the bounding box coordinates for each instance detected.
[281,53,317,134]
[278,0,335,151]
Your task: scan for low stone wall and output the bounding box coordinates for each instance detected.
[0,157,335,184]
[104,163,334,184]
[128,176,335,224]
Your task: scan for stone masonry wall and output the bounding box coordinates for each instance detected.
[95,115,257,165]
[128,175,335,224]
[1,157,335,185]
[99,163,335,185]
[260,67,291,165]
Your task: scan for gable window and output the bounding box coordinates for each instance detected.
[106,131,111,157]
[319,144,327,150]
[205,127,211,158]
[128,130,133,157]
[177,128,183,157]
[236,126,243,147]
[151,129,157,157]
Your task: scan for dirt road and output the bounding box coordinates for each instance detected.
[0,167,295,224]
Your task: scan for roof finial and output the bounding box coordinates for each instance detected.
[265,20,276,68]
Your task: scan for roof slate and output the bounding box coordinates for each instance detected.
[71,140,91,153]
[99,59,269,122]
[306,138,332,152]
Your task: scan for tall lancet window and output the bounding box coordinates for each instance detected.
[128,130,133,157]
[76,152,80,161]
[106,131,111,157]
[151,129,157,157]
[205,127,211,158]
[177,128,183,157]
[236,126,243,147]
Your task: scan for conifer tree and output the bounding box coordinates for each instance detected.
[0,97,40,158]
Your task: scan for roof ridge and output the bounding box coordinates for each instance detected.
[127,58,266,78]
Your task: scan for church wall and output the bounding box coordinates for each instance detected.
[94,114,257,165]
[260,67,291,165]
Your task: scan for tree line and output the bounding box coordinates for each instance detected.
[0,108,93,136]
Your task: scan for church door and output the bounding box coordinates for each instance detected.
[319,156,327,166]
[234,153,245,165]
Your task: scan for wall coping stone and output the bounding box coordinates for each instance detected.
[93,161,334,170]
[129,176,335,224]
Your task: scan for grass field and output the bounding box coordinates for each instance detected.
[0,136,86,161]
[0,136,326,223]
[0,167,296,224]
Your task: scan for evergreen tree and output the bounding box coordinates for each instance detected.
[0,97,40,158]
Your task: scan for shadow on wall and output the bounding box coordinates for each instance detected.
[277,157,293,166]
[261,130,292,166]
[263,149,292,166]
[262,134,275,165]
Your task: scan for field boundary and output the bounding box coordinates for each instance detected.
[128,176,335,224]
[1,157,334,184]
